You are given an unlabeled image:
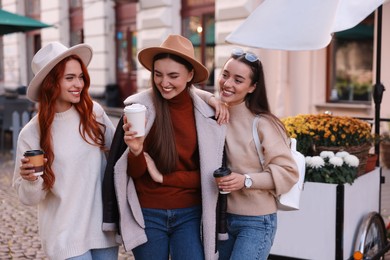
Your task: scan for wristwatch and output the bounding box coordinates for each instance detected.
[244,174,253,188]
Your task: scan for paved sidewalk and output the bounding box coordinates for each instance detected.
[0,153,45,259]
[0,151,134,259]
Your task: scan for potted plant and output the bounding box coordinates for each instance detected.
[365,153,379,172]
[272,114,380,259]
[282,113,373,175]
[271,166,381,260]
[305,151,359,185]
[272,149,380,260]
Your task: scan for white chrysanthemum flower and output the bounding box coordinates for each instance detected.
[320,151,335,159]
[344,155,359,167]
[305,156,312,164]
[310,156,325,168]
[329,156,344,167]
[335,151,350,158]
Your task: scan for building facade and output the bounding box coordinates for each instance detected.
[1,0,390,132]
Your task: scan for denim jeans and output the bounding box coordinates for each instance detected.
[218,213,277,260]
[66,246,118,260]
[132,206,204,260]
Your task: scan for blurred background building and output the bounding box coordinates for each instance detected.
[0,0,389,132]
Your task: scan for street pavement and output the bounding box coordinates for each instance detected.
[0,151,134,260]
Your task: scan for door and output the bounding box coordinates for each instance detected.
[116,2,137,105]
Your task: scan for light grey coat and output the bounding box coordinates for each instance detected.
[112,87,226,259]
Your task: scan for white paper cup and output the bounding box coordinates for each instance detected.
[124,104,147,137]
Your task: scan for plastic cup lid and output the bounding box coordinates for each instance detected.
[24,150,44,156]
[124,103,147,113]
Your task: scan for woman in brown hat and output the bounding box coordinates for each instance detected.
[13,42,119,259]
[102,34,227,260]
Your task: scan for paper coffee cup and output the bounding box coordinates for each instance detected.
[24,150,44,176]
[124,103,147,137]
[213,167,232,194]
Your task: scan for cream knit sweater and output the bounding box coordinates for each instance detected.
[13,102,118,259]
[225,102,299,215]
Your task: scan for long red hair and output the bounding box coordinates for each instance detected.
[37,55,106,190]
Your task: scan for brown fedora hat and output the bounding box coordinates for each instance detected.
[138,34,209,84]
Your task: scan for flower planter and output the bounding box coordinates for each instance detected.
[365,154,378,173]
[315,143,371,176]
[270,168,381,260]
[381,142,390,169]
[282,114,372,158]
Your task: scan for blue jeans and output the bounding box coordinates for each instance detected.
[132,206,204,260]
[66,246,118,260]
[218,213,277,260]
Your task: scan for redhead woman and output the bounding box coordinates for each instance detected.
[13,42,119,259]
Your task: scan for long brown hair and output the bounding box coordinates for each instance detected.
[37,55,106,190]
[230,54,287,133]
[148,53,194,174]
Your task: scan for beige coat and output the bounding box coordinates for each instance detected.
[105,87,226,260]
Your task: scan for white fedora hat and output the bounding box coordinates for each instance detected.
[27,42,93,102]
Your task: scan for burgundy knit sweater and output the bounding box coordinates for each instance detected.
[127,89,201,209]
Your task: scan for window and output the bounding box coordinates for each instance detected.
[69,0,82,8]
[69,0,84,45]
[182,0,215,91]
[327,13,374,104]
[115,1,138,101]
[117,30,137,74]
[182,15,215,87]
[26,0,40,16]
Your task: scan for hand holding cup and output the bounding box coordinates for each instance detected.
[20,150,45,181]
[123,103,147,137]
[123,105,146,156]
[213,167,232,194]
[24,150,45,176]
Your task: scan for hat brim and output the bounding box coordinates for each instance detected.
[27,44,93,102]
[138,47,209,84]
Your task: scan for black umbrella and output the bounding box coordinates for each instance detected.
[0,9,52,35]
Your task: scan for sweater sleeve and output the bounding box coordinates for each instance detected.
[93,101,115,149]
[102,112,115,149]
[253,117,299,195]
[193,86,214,104]
[12,123,48,206]
[127,151,147,179]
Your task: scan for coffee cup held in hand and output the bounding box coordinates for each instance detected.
[124,103,147,137]
[213,167,232,194]
[24,150,44,176]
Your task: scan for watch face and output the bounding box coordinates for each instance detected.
[245,177,253,188]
